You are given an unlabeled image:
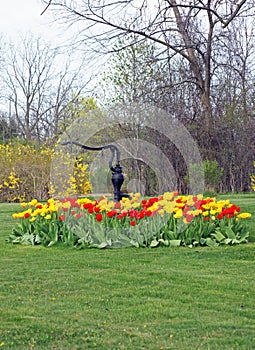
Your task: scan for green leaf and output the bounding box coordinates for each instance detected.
[92,228,107,244]
[211,231,226,243]
[118,233,133,243]
[98,242,108,249]
[10,236,22,244]
[200,238,207,245]
[158,238,169,246]
[20,233,35,245]
[150,239,159,248]
[130,239,139,248]
[165,230,177,240]
[225,227,236,240]
[35,235,42,244]
[205,238,219,247]
[224,238,232,245]
[169,240,181,247]
[106,239,113,247]
[237,231,249,243]
[48,240,57,247]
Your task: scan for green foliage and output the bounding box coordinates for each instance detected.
[100,35,162,104]
[8,213,69,247]
[151,214,249,248]
[63,96,98,125]
[204,159,223,191]
[0,116,19,143]
[186,159,223,193]
[7,199,76,247]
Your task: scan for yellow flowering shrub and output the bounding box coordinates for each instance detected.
[0,143,52,201]
[0,171,23,202]
[0,142,92,202]
[49,152,92,199]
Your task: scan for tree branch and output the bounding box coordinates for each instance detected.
[221,0,248,28]
[40,0,52,16]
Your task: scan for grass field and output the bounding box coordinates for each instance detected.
[0,194,255,349]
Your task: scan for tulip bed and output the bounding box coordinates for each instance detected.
[8,191,252,248]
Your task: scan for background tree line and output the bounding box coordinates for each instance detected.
[0,1,254,198]
[42,0,253,194]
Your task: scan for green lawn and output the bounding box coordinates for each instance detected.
[0,195,255,350]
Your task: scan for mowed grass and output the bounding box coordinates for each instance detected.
[0,194,255,350]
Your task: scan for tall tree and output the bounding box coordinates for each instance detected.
[41,0,254,128]
[2,34,88,143]
[41,0,255,191]
[101,36,162,104]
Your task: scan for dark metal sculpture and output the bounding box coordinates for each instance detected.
[60,141,130,202]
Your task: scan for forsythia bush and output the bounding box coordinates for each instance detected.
[49,153,92,199]
[0,142,92,202]
[0,142,52,202]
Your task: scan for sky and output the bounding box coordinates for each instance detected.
[0,0,100,113]
[0,0,101,70]
[0,0,65,44]
[0,0,153,44]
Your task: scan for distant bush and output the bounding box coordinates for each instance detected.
[185,159,223,194]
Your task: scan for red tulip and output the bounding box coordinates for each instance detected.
[96,213,103,222]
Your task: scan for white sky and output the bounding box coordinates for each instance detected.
[0,0,108,114]
[0,0,64,44]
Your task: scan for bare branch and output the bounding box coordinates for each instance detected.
[222,0,248,28]
[40,0,52,16]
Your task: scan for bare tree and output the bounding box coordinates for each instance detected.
[2,34,89,143]
[0,34,5,99]
[212,17,255,191]
[40,0,255,192]
[40,1,254,126]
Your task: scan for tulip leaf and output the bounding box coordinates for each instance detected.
[169,240,181,247]
[211,231,225,243]
[150,239,159,247]
[225,227,236,239]
[206,238,218,247]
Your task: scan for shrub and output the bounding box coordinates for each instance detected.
[0,141,92,202]
[185,159,223,194]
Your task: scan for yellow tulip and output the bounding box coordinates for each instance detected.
[163,192,174,201]
[158,209,165,216]
[238,212,252,219]
[28,199,38,207]
[174,209,183,219]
